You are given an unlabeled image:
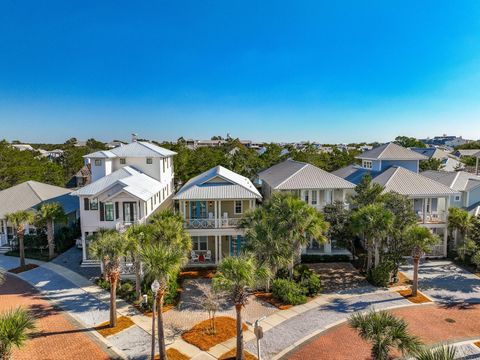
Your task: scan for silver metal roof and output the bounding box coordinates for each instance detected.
[0,181,76,219]
[356,143,428,161]
[84,141,176,159]
[72,166,164,201]
[373,166,459,197]
[258,159,355,190]
[421,170,480,192]
[174,166,261,200]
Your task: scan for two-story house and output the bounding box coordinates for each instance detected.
[173,166,262,266]
[72,141,176,265]
[257,159,356,256]
[333,142,459,257]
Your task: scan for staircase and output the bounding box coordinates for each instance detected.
[0,245,12,254]
[81,259,101,268]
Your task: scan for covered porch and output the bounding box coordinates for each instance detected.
[186,233,246,267]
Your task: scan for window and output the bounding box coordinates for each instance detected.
[146,158,153,164]
[90,198,98,210]
[235,200,243,214]
[94,159,102,166]
[311,190,318,205]
[104,203,114,221]
[362,160,372,169]
[84,198,90,211]
[192,236,208,251]
[302,190,309,203]
[455,195,461,202]
[325,190,333,204]
[120,158,126,165]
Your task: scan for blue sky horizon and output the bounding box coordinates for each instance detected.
[1,1,480,144]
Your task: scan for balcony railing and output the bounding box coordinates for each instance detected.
[185,217,242,229]
[116,219,141,233]
[416,211,446,224]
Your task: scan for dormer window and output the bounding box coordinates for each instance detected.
[120,158,126,165]
[146,158,153,164]
[94,159,102,166]
[362,160,372,169]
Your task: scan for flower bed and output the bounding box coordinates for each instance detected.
[181,316,247,351]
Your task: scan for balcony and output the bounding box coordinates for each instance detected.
[416,211,446,224]
[184,217,241,229]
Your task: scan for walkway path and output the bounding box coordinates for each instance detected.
[285,303,480,360]
[0,272,116,360]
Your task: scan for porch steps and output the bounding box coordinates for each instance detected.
[81,259,101,268]
[0,246,12,254]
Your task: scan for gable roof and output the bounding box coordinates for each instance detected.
[174,166,261,200]
[372,166,459,197]
[454,149,480,157]
[356,143,428,161]
[84,141,176,159]
[72,166,164,201]
[258,159,355,190]
[410,147,453,160]
[0,181,75,219]
[421,170,480,192]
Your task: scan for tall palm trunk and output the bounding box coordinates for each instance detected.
[366,239,373,271]
[18,229,26,269]
[235,304,244,360]
[374,240,380,267]
[157,292,167,360]
[47,219,55,260]
[133,255,142,301]
[109,273,119,327]
[102,257,108,280]
[412,256,420,297]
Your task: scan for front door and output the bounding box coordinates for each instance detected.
[229,235,244,256]
[123,202,137,223]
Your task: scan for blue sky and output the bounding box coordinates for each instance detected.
[1,1,480,143]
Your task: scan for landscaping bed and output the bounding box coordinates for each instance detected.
[8,263,39,274]
[396,289,431,304]
[94,316,135,337]
[156,349,190,360]
[306,262,369,293]
[181,316,247,351]
[219,348,257,360]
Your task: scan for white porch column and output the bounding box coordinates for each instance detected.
[444,196,450,256]
[422,198,427,223]
[324,240,332,254]
[82,234,87,261]
[218,236,222,262]
[214,201,218,227]
[218,201,222,227]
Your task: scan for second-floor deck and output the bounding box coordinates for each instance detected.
[184,216,242,229]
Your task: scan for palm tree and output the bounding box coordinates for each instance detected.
[241,207,291,290]
[88,229,116,280]
[89,231,127,327]
[36,202,66,260]
[0,307,36,360]
[415,346,456,360]
[141,210,191,360]
[5,210,35,269]
[125,224,151,301]
[404,225,439,297]
[213,256,269,360]
[447,207,471,247]
[267,192,329,269]
[351,204,394,270]
[348,309,422,360]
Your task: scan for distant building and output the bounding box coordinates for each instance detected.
[410,147,464,172]
[11,144,34,151]
[421,135,471,148]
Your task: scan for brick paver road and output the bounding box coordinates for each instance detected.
[0,273,116,360]
[286,303,480,360]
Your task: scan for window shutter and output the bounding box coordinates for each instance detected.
[115,202,119,220]
[99,202,105,221]
[84,198,89,211]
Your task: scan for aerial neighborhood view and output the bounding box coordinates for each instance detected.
[2,2,480,360]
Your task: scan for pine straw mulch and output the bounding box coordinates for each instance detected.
[396,289,432,304]
[8,263,39,273]
[254,291,292,310]
[94,316,135,337]
[179,269,216,279]
[154,348,190,360]
[181,316,247,351]
[390,272,412,287]
[474,341,480,349]
[219,348,257,360]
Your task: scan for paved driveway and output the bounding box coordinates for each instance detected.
[400,260,480,304]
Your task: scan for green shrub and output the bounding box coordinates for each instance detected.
[301,254,351,263]
[293,264,322,296]
[367,261,394,287]
[272,278,307,305]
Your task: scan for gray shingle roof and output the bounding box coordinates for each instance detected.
[454,149,480,157]
[84,141,176,159]
[258,159,355,190]
[72,166,164,201]
[373,167,459,197]
[421,170,480,192]
[174,166,261,200]
[0,181,76,219]
[356,143,428,161]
